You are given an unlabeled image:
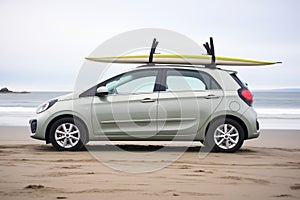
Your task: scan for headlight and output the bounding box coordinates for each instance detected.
[36,99,58,114]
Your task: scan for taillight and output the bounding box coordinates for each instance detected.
[238,88,253,106]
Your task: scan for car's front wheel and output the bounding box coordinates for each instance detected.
[205,118,245,153]
[49,117,87,151]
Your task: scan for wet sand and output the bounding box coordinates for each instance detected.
[0,126,299,199]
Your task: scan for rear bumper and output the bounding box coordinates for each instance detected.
[243,107,260,139]
[256,120,260,132]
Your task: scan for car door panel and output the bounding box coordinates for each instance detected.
[157,90,223,137]
[157,69,223,138]
[92,93,158,138]
[91,69,160,139]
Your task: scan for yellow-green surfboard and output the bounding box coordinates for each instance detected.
[86,54,280,66]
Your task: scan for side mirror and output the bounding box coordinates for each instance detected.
[96,86,108,97]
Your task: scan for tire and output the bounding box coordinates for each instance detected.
[49,117,87,151]
[204,118,245,153]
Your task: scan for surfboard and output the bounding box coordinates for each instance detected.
[85,54,280,66]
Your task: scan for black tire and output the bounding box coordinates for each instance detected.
[204,118,245,153]
[49,117,87,151]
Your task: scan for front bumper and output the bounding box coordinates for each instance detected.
[29,119,37,134]
[29,118,47,141]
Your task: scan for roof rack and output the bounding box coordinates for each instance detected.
[203,37,216,69]
[148,38,159,65]
[147,37,216,68]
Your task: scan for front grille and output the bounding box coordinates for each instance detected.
[30,119,37,133]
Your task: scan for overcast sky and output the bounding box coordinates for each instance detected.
[0,0,299,91]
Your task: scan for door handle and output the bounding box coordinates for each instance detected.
[205,94,220,99]
[140,98,156,103]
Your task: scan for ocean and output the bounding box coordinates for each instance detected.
[0,90,299,130]
[0,92,68,127]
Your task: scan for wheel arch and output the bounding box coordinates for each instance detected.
[205,115,248,139]
[45,114,89,144]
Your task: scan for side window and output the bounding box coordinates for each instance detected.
[166,74,206,91]
[166,69,220,92]
[105,69,158,94]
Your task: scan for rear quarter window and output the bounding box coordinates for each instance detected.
[165,69,221,91]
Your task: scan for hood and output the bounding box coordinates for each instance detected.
[57,92,78,101]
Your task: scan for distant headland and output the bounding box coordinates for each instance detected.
[0,87,30,94]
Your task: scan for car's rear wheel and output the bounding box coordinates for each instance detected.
[205,118,245,153]
[49,117,87,151]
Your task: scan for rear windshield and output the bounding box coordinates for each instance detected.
[230,73,248,88]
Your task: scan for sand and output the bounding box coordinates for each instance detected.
[0,126,299,199]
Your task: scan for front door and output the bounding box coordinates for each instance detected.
[92,69,159,139]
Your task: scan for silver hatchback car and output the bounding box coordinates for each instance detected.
[30,65,259,152]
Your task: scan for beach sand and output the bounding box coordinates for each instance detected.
[0,126,299,199]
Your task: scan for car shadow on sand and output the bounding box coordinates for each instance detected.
[32,144,257,154]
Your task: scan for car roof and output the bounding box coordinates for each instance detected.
[135,64,237,74]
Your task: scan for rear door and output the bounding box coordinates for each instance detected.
[157,68,223,139]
